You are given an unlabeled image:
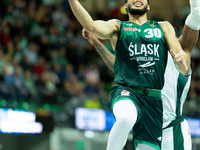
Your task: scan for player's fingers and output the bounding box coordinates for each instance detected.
[170,49,177,58]
[82,29,88,39]
[175,57,182,63]
[183,62,188,71]
[81,29,85,37]
[176,55,185,61]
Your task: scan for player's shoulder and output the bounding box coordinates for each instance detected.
[115,19,122,25]
[107,19,121,29]
[157,21,173,32]
[158,21,172,28]
[107,19,121,24]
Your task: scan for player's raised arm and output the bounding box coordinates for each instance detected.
[179,0,200,54]
[68,0,119,39]
[159,21,190,74]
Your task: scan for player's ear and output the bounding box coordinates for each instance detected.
[124,3,128,13]
[147,5,150,11]
[124,3,127,10]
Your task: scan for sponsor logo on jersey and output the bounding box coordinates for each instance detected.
[157,137,162,141]
[138,62,155,68]
[121,90,130,96]
[128,43,160,58]
[149,22,156,28]
[128,43,160,74]
[126,23,134,26]
[124,28,141,32]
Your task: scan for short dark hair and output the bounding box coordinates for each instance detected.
[124,0,150,5]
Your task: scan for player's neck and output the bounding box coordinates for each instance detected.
[128,14,148,26]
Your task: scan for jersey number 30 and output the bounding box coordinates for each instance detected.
[144,28,162,38]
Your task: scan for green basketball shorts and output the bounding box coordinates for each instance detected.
[111,84,163,150]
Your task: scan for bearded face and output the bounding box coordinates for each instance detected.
[127,3,148,15]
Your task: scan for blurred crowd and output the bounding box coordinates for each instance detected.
[0,0,200,125]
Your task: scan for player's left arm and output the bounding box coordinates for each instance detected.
[179,0,200,55]
[82,29,115,71]
[159,21,190,74]
[179,25,199,55]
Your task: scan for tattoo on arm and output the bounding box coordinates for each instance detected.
[115,19,121,26]
[94,43,115,72]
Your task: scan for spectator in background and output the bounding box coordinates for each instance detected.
[23,41,39,65]
[12,42,25,64]
[38,34,51,60]
[61,63,76,82]
[3,65,28,101]
[64,75,83,96]
[48,23,60,48]
[18,35,29,51]
[58,46,69,67]
[37,71,57,104]
[65,28,75,44]
[77,63,86,81]
[183,79,198,117]
[84,64,100,96]
[24,69,37,97]
[3,5,14,24]
[52,63,63,87]
[52,6,71,28]
[34,56,46,78]
[3,55,14,77]
[0,25,13,50]
[83,94,102,109]
[50,46,69,69]
[28,4,46,37]
[0,50,6,80]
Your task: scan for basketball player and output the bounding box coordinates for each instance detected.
[68,0,190,149]
[81,0,200,149]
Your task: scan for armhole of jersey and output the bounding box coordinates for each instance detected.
[114,21,123,54]
[113,21,122,74]
[156,21,170,52]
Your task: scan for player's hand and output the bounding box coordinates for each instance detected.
[82,28,89,39]
[170,49,189,72]
[82,28,100,46]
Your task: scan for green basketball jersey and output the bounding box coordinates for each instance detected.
[114,20,168,90]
